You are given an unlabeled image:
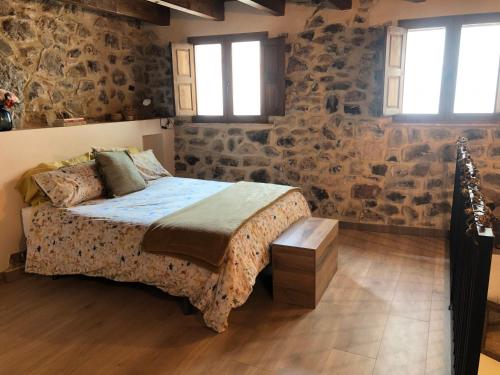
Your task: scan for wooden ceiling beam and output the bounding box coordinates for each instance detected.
[60,0,170,26]
[330,0,353,10]
[146,0,225,21]
[236,0,285,16]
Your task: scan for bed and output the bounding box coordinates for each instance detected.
[24,176,311,332]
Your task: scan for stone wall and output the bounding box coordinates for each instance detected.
[0,0,173,128]
[174,0,500,230]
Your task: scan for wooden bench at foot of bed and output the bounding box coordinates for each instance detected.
[271,217,339,308]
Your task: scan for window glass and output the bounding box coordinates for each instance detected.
[402,27,446,114]
[232,41,261,116]
[454,23,500,114]
[194,44,224,116]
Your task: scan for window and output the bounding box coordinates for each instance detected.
[232,41,261,116]
[402,28,446,115]
[383,14,500,122]
[454,23,500,114]
[194,44,224,116]
[171,33,286,122]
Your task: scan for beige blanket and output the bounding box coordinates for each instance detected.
[141,181,300,270]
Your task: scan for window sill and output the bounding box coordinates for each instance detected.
[391,114,500,126]
[387,122,500,129]
[181,115,274,126]
[180,122,274,129]
[192,115,270,124]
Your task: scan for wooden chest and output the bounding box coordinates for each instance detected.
[271,217,339,308]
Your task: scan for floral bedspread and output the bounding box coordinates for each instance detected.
[25,177,311,332]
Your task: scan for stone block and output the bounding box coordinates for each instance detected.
[428,128,452,141]
[287,56,308,74]
[250,169,271,183]
[412,193,432,205]
[463,128,487,141]
[219,157,239,167]
[484,173,500,187]
[352,184,381,199]
[402,144,435,162]
[185,155,200,166]
[246,130,270,144]
[488,145,500,158]
[379,204,399,216]
[410,163,430,177]
[277,136,296,148]
[388,128,405,148]
[312,186,329,201]
[371,164,387,176]
[360,209,384,223]
[386,192,406,202]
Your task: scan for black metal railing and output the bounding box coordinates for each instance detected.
[450,138,495,375]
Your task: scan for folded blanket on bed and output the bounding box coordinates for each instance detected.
[141,181,300,271]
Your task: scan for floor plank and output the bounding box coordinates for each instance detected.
[484,309,500,362]
[0,230,450,375]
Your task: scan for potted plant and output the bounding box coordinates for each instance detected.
[0,89,20,131]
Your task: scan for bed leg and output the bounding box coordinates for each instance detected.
[180,297,195,315]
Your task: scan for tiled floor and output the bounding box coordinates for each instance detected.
[0,229,450,374]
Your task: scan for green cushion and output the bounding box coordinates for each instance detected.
[95,151,146,197]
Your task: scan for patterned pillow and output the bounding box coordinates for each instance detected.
[33,162,105,208]
[129,150,172,181]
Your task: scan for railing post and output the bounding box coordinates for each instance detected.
[450,138,495,375]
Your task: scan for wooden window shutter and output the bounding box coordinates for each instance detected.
[262,36,286,116]
[496,58,500,113]
[171,43,197,117]
[383,26,407,116]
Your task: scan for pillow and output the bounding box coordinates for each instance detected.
[16,152,93,206]
[33,161,104,208]
[91,146,141,155]
[95,151,146,197]
[129,150,172,181]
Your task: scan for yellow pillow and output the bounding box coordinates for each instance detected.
[16,152,93,206]
[62,152,93,166]
[91,146,141,155]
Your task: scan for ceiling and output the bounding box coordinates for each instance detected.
[60,0,356,26]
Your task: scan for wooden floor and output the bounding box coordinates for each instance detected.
[0,230,450,375]
[485,310,500,361]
